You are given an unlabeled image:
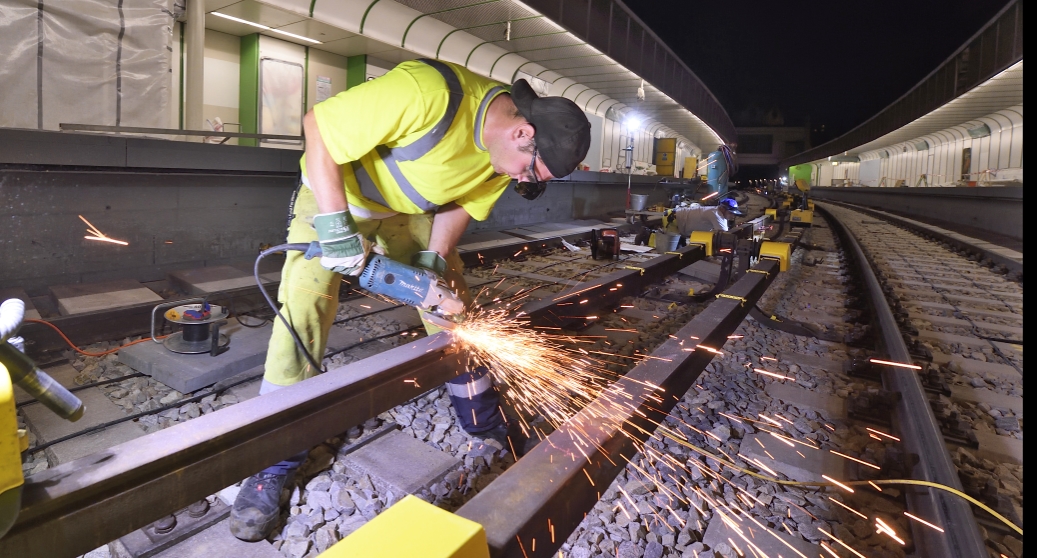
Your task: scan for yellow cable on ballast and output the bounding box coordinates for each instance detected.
[654,426,1023,536]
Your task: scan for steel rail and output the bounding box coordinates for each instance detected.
[457,258,780,558]
[823,200,1022,276]
[2,232,706,556]
[816,203,987,558]
[0,334,461,557]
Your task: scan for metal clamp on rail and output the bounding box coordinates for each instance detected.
[623,266,645,276]
[746,268,770,277]
[715,293,747,306]
[664,251,683,259]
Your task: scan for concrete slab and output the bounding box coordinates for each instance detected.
[23,386,145,464]
[908,312,1022,337]
[168,265,256,294]
[151,519,281,558]
[50,278,163,315]
[0,287,41,319]
[580,324,639,344]
[702,512,818,558]
[765,382,847,419]
[916,330,993,349]
[13,363,78,404]
[677,260,720,283]
[949,385,1022,418]
[617,307,663,323]
[974,430,1023,465]
[342,430,460,495]
[119,321,272,393]
[777,352,847,373]
[942,355,1022,382]
[740,433,851,483]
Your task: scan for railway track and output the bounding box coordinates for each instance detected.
[7,194,1022,558]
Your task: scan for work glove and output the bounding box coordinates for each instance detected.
[313,210,373,276]
[412,251,464,315]
[412,250,448,275]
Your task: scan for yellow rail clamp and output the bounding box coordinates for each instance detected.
[790,209,814,226]
[746,268,770,277]
[623,266,645,276]
[0,362,25,540]
[688,231,714,256]
[321,495,489,558]
[716,293,747,306]
[758,241,792,271]
[664,251,683,259]
[764,208,777,218]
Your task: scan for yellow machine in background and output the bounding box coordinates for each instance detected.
[0,299,84,540]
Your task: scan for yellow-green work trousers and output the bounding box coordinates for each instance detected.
[263,186,472,387]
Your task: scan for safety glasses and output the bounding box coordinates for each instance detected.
[513,146,547,201]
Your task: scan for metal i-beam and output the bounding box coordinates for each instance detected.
[457,259,780,557]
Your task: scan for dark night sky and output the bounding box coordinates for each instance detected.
[625,0,1008,144]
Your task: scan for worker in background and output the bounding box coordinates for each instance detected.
[229,58,591,542]
[664,197,746,239]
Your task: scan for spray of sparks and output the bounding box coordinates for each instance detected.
[79,214,128,245]
[448,305,660,438]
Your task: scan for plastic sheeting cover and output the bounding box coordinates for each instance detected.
[0,0,173,130]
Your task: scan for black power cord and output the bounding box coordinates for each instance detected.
[255,243,327,374]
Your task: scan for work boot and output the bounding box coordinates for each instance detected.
[229,470,293,541]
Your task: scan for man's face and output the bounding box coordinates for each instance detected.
[487,123,555,183]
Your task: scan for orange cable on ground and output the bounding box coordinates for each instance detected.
[24,318,167,357]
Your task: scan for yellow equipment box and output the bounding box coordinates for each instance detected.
[0,361,25,540]
[759,241,792,271]
[687,230,714,256]
[321,495,489,558]
[765,208,777,218]
[790,209,814,226]
[682,157,698,178]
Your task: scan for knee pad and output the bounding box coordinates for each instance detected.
[446,366,503,434]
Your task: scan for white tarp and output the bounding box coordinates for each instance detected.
[859,159,881,187]
[0,0,173,130]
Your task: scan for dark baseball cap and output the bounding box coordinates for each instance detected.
[511,79,591,178]
[718,198,746,216]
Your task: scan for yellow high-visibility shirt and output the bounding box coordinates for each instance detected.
[304,59,512,221]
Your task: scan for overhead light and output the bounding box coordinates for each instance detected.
[624,114,643,129]
[966,123,991,138]
[211,11,323,44]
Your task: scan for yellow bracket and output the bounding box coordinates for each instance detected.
[758,241,792,271]
[664,251,683,259]
[1,362,25,540]
[688,231,714,256]
[322,495,489,558]
[746,269,770,277]
[623,266,645,276]
[716,293,747,306]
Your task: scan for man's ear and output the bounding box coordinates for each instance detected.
[512,121,536,144]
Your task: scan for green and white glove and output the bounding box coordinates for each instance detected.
[314,211,371,276]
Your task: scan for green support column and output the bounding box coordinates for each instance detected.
[239,34,260,147]
[346,55,367,90]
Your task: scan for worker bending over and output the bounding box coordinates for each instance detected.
[665,197,745,238]
[230,58,591,541]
